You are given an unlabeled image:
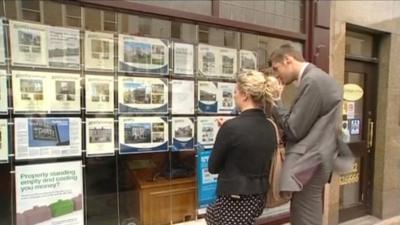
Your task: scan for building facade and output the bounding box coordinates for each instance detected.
[0,1,399,225]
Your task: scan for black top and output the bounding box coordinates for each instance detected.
[208,108,277,196]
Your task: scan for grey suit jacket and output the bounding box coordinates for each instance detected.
[273,64,342,192]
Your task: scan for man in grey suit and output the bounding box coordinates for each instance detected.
[270,44,342,225]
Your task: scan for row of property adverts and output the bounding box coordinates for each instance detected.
[0,116,233,162]
[0,20,257,77]
[0,71,237,114]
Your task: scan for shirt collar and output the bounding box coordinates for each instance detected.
[297,62,309,86]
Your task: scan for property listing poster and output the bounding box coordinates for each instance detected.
[172,117,194,151]
[15,161,84,225]
[198,44,237,79]
[197,150,218,210]
[0,70,8,113]
[86,118,115,157]
[118,76,168,114]
[48,26,80,69]
[0,119,8,163]
[217,82,236,113]
[197,116,234,149]
[12,70,50,113]
[84,31,114,71]
[171,79,194,115]
[85,75,114,113]
[10,20,48,67]
[0,20,5,64]
[14,118,82,160]
[239,50,257,71]
[119,117,168,154]
[49,73,81,112]
[198,81,218,113]
[118,34,169,75]
[12,71,81,113]
[220,48,237,78]
[198,44,217,77]
[196,117,219,149]
[173,42,194,76]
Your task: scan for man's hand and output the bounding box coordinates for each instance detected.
[274,81,284,102]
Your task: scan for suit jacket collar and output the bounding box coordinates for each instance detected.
[299,63,316,82]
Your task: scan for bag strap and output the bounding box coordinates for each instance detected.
[267,118,280,145]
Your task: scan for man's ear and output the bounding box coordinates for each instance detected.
[283,55,292,65]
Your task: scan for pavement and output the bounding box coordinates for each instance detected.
[174,215,400,225]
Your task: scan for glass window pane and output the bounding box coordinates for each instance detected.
[86,158,118,225]
[119,13,139,34]
[67,17,81,27]
[3,0,17,19]
[198,25,209,44]
[66,4,81,17]
[340,158,362,208]
[0,2,3,17]
[104,11,115,22]
[128,0,212,16]
[119,13,171,38]
[136,16,171,39]
[345,31,374,57]
[200,26,238,48]
[22,10,41,22]
[103,11,116,32]
[220,0,304,33]
[66,4,81,27]
[85,8,102,31]
[0,165,12,225]
[21,0,40,11]
[43,1,62,26]
[344,72,365,143]
[104,22,116,32]
[171,21,196,43]
[241,33,258,51]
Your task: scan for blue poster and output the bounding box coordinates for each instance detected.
[197,149,218,209]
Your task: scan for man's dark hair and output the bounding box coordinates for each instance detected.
[269,44,305,64]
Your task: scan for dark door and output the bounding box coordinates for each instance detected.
[339,59,377,222]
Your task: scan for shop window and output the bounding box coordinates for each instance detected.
[85,7,101,31]
[66,4,82,28]
[21,0,41,22]
[220,0,304,33]
[43,1,62,27]
[129,0,212,16]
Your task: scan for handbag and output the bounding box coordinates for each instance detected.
[266,118,292,208]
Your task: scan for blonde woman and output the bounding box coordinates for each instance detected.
[206,71,279,225]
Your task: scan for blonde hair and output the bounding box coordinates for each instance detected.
[236,70,281,112]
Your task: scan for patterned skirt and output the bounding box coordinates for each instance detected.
[205,194,266,225]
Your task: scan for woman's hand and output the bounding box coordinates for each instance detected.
[216,117,227,127]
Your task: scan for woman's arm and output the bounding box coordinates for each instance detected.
[208,123,232,174]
